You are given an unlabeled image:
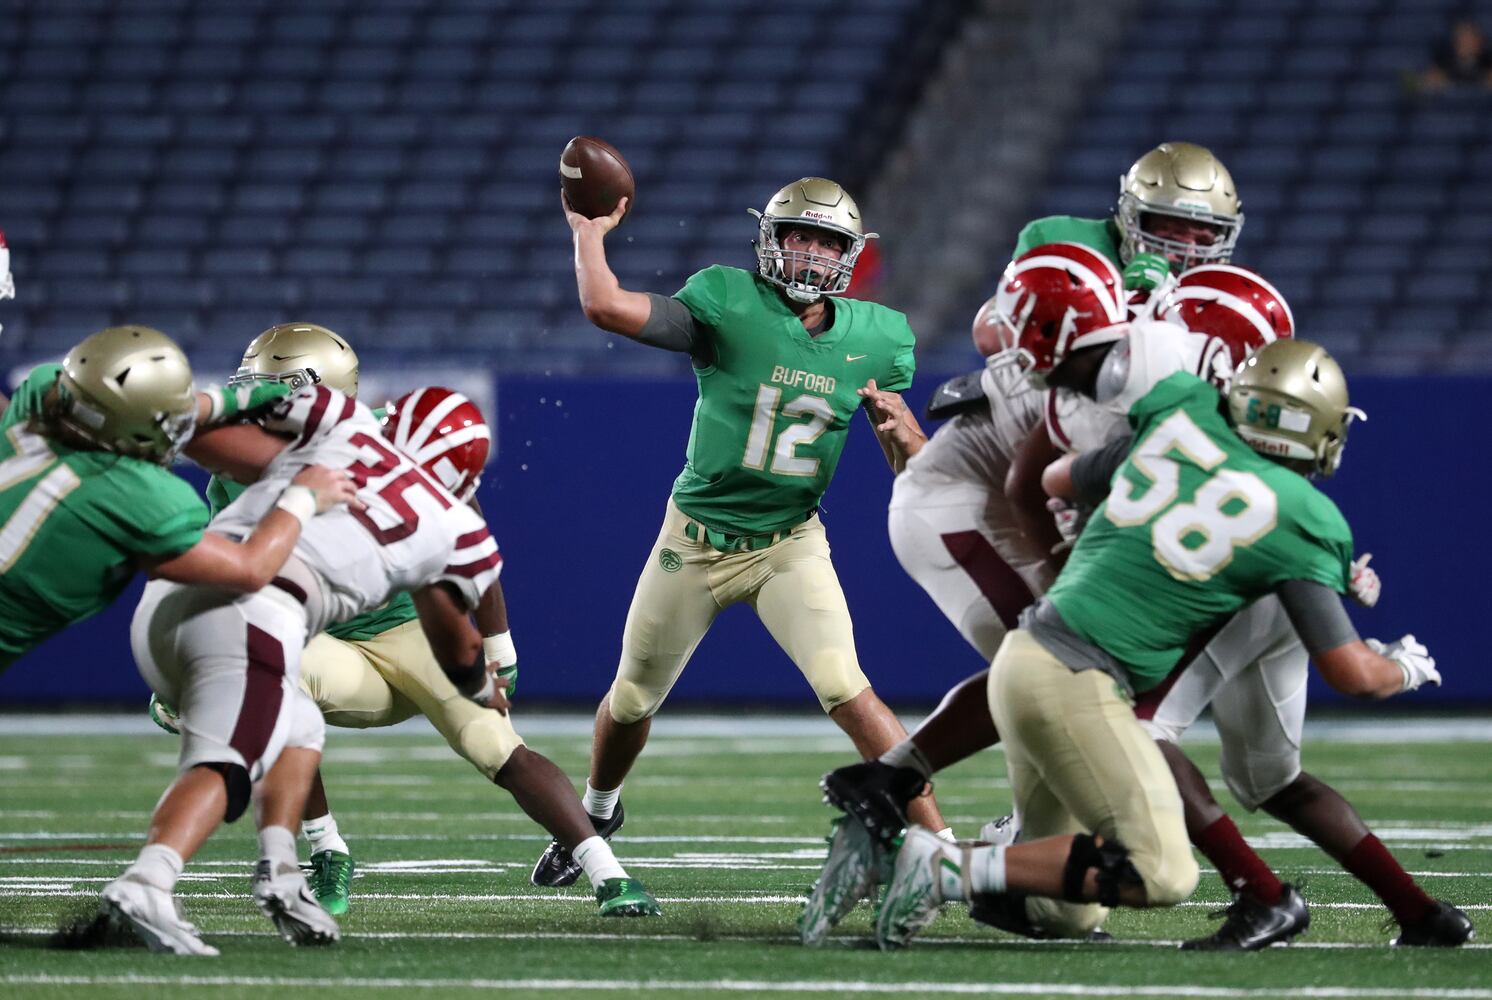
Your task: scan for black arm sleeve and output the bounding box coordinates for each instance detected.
[1277,579,1361,656]
[1070,433,1134,507]
[637,293,715,367]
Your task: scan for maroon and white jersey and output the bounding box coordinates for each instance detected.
[902,352,1044,491]
[1045,319,1221,455]
[211,385,502,626]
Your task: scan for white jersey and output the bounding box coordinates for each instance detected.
[212,385,502,627]
[1045,319,1221,454]
[902,352,1043,490]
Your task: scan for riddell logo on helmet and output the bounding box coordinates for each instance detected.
[800,210,834,222]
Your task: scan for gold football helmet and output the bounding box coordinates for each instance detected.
[1227,339,1364,477]
[55,325,197,463]
[1116,142,1243,270]
[748,177,877,303]
[229,322,359,397]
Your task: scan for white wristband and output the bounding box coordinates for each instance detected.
[483,631,517,667]
[274,485,316,528]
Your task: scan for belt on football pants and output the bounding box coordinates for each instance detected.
[682,509,815,554]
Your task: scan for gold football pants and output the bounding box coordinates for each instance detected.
[607,498,872,723]
[988,630,1199,934]
[299,619,524,780]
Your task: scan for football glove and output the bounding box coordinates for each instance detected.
[1365,634,1439,692]
[1349,553,1380,608]
[202,381,294,424]
[1121,251,1171,293]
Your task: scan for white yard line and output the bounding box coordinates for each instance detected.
[2,975,1490,998]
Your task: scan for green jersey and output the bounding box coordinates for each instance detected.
[670,265,916,535]
[206,404,416,642]
[0,364,208,666]
[1048,372,1353,691]
[1013,215,1122,266]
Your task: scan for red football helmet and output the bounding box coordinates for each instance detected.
[996,242,1127,385]
[1157,264,1294,368]
[381,386,490,502]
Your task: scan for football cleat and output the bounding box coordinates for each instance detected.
[148,694,181,735]
[100,873,218,956]
[1392,901,1475,947]
[305,849,355,917]
[874,826,952,951]
[595,877,662,917]
[251,859,340,947]
[801,814,885,946]
[1181,884,1309,951]
[978,815,1021,848]
[531,802,625,888]
[820,760,928,846]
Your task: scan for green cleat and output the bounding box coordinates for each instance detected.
[148,694,181,735]
[596,877,662,917]
[306,849,355,917]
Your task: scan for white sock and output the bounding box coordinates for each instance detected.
[936,826,956,842]
[127,843,184,892]
[301,813,349,856]
[582,782,621,820]
[878,739,934,780]
[970,844,1008,895]
[258,824,299,872]
[573,835,627,887]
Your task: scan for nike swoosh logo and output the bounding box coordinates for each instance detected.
[846,354,867,362]
[270,354,309,361]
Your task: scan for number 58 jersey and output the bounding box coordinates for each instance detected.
[1048,372,1353,691]
[211,385,501,625]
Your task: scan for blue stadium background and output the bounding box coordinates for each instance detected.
[1,0,1489,707]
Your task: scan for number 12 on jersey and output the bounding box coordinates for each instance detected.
[1105,410,1278,582]
[742,385,834,477]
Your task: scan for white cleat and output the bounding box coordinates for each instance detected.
[801,815,884,946]
[979,814,1021,848]
[100,874,219,956]
[875,825,954,951]
[251,859,340,947]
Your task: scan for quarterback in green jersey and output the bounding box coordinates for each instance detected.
[0,324,355,669]
[870,340,1448,949]
[530,176,949,887]
[151,322,565,917]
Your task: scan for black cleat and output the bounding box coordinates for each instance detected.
[969,891,1113,941]
[1181,884,1310,951]
[531,802,626,888]
[820,761,928,845]
[1392,901,1475,947]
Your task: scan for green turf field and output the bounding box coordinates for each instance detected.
[0,712,1487,998]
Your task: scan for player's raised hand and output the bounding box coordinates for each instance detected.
[1349,553,1381,607]
[857,378,908,433]
[292,465,364,513]
[563,190,628,238]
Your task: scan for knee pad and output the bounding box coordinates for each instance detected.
[200,762,252,823]
[1220,749,1301,813]
[456,717,523,780]
[285,690,326,753]
[608,678,663,724]
[1062,833,1144,907]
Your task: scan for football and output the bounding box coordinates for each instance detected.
[559,135,635,223]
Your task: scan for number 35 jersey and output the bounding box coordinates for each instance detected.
[212,385,502,626]
[670,265,916,536]
[1047,372,1353,690]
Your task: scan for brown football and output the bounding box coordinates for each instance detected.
[560,136,635,223]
